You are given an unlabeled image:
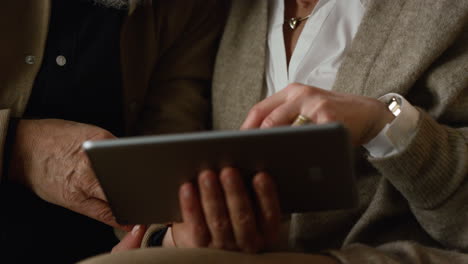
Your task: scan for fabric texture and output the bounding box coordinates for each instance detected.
[24,0,126,136]
[79,248,344,264]
[0,0,223,180]
[210,0,468,263]
[80,246,468,264]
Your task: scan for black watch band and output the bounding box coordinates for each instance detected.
[147,226,169,247]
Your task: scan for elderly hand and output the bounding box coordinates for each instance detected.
[162,168,281,253]
[110,169,281,254]
[241,83,395,146]
[9,119,126,229]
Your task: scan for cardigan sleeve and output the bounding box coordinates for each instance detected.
[368,24,468,250]
[328,241,468,264]
[369,110,468,250]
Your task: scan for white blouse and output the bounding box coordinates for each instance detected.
[265,0,420,158]
[266,0,365,95]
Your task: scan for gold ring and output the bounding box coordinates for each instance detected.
[292,114,310,127]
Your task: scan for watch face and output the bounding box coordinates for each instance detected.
[388,97,401,117]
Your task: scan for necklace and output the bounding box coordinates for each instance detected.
[287,14,312,30]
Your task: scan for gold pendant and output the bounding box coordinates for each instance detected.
[287,14,312,30]
[289,18,299,30]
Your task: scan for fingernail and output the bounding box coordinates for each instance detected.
[131,225,141,236]
[254,177,267,190]
[182,185,192,199]
[221,170,235,186]
[203,176,212,188]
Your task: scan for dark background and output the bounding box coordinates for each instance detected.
[1,183,119,264]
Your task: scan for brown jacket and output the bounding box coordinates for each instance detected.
[0,0,225,182]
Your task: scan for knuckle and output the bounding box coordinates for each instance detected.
[261,116,277,128]
[286,83,302,91]
[314,99,337,122]
[80,170,98,186]
[88,180,103,197]
[90,130,114,141]
[263,210,279,224]
[211,219,230,232]
[301,88,315,97]
[61,184,80,204]
[97,208,114,223]
[296,85,313,96]
[79,155,92,169]
[237,211,254,227]
[318,108,337,123]
[286,85,314,101]
[195,224,208,234]
[191,224,208,238]
[315,97,331,111]
[248,105,264,119]
[323,112,337,123]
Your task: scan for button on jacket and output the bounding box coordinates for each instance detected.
[0,0,226,183]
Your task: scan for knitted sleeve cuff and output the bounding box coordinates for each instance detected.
[368,109,467,209]
[364,93,420,158]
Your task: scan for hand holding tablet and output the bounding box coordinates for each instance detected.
[83,123,357,225]
[166,168,281,252]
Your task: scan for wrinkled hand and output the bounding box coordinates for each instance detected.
[163,168,281,253]
[9,119,125,229]
[241,83,395,146]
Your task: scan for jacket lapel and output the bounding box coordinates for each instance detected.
[0,0,50,116]
[212,0,269,130]
[120,3,157,134]
[332,0,407,97]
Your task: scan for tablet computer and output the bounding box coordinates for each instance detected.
[83,123,357,225]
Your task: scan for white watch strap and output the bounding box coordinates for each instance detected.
[364,93,420,158]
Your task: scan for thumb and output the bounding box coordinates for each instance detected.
[112,225,147,253]
[74,198,132,231]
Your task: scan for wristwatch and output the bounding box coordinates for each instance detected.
[387,97,402,117]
